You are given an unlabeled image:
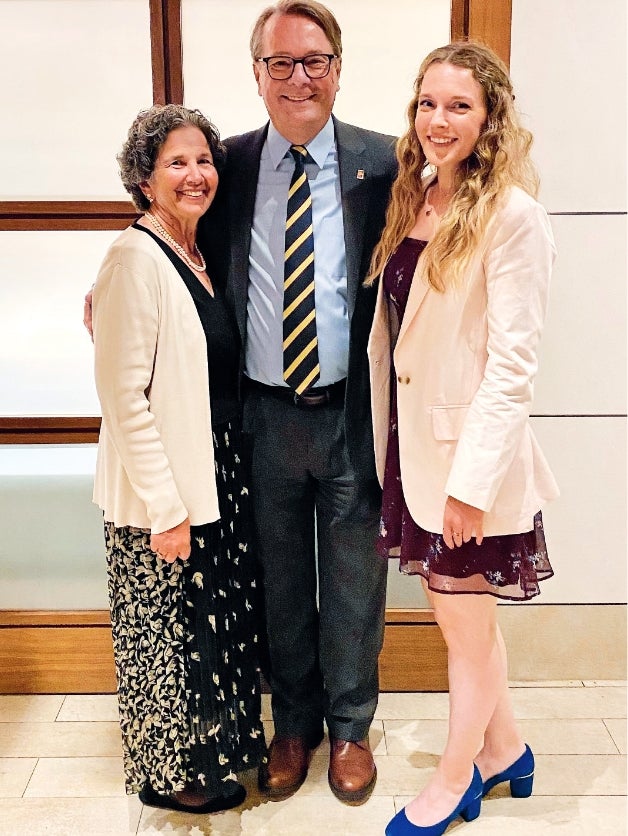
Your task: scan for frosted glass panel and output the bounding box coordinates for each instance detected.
[182,0,450,139]
[0,445,108,610]
[0,230,121,416]
[0,0,152,200]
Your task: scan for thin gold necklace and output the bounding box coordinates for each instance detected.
[145,212,206,272]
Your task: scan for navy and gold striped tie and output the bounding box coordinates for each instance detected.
[283,145,319,395]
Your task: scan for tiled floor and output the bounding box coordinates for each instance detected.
[0,682,625,835]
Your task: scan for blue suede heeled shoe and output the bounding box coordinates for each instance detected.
[481,744,534,798]
[385,765,482,835]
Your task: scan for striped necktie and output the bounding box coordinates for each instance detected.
[283,144,319,395]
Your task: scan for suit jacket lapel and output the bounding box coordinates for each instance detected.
[226,125,268,342]
[334,117,368,319]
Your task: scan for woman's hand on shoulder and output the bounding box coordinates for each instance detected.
[443,497,484,549]
[150,517,191,563]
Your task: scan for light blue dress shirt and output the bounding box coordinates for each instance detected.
[245,117,349,386]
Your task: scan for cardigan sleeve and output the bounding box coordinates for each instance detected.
[445,197,556,511]
[93,255,188,533]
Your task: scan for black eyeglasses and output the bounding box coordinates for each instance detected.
[256,53,337,80]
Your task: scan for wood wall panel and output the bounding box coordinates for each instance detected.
[0,610,446,694]
[0,417,101,445]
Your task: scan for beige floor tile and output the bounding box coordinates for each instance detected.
[0,721,122,758]
[0,797,142,835]
[383,718,619,758]
[509,680,584,688]
[0,694,64,723]
[375,752,628,798]
[372,754,437,796]
[24,756,126,797]
[375,692,449,720]
[57,694,119,722]
[0,757,37,798]
[604,719,627,755]
[527,754,626,797]
[521,719,618,754]
[139,795,395,836]
[384,719,447,757]
[139,805,244,835]
[393,795,627,834]
[238,794,396,836]
[512,686,627,719]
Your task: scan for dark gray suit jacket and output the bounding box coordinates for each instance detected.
[199,117,397,484]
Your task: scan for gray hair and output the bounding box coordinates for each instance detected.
[117,104,226,211]
[250,0,342,60]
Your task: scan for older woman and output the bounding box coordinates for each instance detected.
[367,44,558,834]
[92,105,265,814]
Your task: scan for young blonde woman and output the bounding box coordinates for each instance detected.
[366,43,559,835]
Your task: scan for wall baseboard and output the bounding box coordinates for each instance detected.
[0,605,624,694]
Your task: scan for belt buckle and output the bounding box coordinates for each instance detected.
[294,388,329,408]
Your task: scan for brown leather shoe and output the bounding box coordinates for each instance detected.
[328,737,377,804]
[258,735,321,798]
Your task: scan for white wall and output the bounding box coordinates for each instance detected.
[181,0,450,139]
[509,0,627,604]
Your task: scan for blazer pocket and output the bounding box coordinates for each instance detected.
[431,405,470,441]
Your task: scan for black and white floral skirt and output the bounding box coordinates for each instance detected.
[104,419,266,796]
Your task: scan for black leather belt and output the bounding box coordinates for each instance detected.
[244,377,346,408]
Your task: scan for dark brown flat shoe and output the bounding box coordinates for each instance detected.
[139,781,246,813]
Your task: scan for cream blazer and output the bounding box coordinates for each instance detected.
[92,225,219,534]
[368,186,559,536]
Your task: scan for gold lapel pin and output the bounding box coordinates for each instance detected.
[356,169,365,180]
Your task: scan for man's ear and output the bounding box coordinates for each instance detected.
[253,62,262,96]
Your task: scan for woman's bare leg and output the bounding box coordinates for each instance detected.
[403,584,510,826]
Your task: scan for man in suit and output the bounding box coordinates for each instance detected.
[84,0,397,804]
[201,0,397,804]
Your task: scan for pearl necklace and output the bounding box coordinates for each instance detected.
[145,212,206,272]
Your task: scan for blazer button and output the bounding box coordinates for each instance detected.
[397,375,410,384]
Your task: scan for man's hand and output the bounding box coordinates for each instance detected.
[84,288,94,340]
[150,518,192,563]
[443,496,484,550]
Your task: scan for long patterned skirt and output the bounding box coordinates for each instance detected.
[104,419,266,795]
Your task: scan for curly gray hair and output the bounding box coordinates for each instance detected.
[118,104,226,211]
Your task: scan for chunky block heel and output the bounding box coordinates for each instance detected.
[481,744,535,799]
[460,792,481,822]
[385,765,483,835]
[510,772,534,798]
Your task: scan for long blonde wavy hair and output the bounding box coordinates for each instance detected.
[367,42,539,290]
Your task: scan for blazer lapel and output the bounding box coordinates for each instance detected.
[396,172,438,347]
[334,117,368,319]
[396,259,430,348]
[226,125,268,342]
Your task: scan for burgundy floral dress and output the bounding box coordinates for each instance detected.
[376,237,553,600]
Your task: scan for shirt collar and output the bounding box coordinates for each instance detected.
[267,116,335,170]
